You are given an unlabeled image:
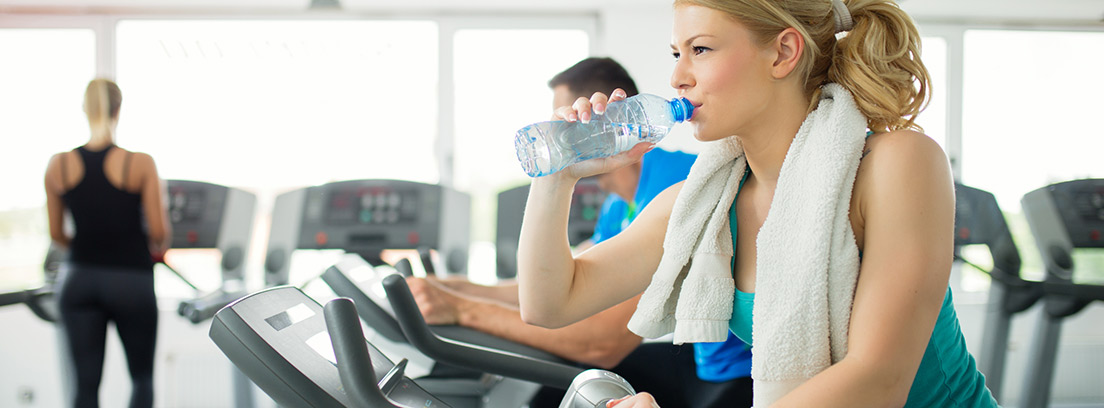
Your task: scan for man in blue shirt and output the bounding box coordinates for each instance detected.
[405,57,752,407]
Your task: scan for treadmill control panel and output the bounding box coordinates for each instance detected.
[164,179,256,283]
[292,181,467,255]
[322,186,420,226]
[167,180,229,249]
[266,179,470,285]
[1046,180,1104,247]
[568,180,608,244]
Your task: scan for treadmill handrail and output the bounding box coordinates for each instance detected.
[0,287,58,323]
[179,289,248,324]
[324,298,400,408]
[381,274,582,388]
[0,289,31,307]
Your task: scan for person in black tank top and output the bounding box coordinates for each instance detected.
[63,145,153,269]
[44,79,171,408]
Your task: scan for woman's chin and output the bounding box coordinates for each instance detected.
[692,129,729,143]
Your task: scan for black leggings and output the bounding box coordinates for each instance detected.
[530,342,754,408]
[58,263,158,408]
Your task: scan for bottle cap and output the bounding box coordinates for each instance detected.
[669,98,694,122]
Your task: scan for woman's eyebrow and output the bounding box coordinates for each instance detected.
[670,34,716,50]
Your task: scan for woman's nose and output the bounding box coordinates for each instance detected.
[670,59,693,91]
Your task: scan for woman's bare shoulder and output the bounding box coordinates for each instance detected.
[852,129,952,231]
[118,149,158,172]
[857,129,947,182]
[44,151,74,190]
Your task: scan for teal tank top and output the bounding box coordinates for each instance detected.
[727,170,997,407]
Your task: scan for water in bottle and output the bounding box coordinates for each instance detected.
[515,94,693,177]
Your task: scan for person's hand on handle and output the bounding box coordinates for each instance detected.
[151,250,166,265]
[406,276,467,325]
[606,392,659,408]
[548,88,655,181]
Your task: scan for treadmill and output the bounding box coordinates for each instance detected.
[952,183,1043,402]
[162,179,258,408]
[1019,179,1104,408]
[166,179,257,325]
[0,246,63,322]
[264,179,471,287]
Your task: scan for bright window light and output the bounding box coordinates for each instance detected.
[116,20,439,291]
[962,29,1104,283]
[919,36,947,149]
[962,30,1104,211]
[452,29,588,224]
[116,20,440,189]
[452,29,588,282]
[0,29,95,289]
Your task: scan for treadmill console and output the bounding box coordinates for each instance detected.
[166,180,256,280]
[1022,179,1104,282]
[953,183,1021,274]
[266,180,470,285]
[568,179,608,244]
[1040,180,1104,248]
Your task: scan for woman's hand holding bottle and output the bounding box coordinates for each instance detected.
[542,88,654,181]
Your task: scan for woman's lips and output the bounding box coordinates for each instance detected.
[687,100,702,121]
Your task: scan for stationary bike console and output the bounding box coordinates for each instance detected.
[209,286,447,407]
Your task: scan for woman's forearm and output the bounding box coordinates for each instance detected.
[771,358,912,408]
[516,174,581,328]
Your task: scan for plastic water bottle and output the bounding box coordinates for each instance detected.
[515,94,694,177]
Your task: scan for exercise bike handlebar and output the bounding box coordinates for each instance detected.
[324,297,400,408]
[381,274,582,388]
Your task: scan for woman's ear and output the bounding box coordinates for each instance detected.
[770,27,804,79]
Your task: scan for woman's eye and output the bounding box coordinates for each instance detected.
[673,46,709,61]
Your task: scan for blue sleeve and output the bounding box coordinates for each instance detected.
[593,149,697,244]
[634,148,698,209]
[591,194,627,244]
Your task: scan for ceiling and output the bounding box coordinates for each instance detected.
[1,0,1102,26]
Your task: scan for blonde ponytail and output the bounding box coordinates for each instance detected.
[84,79,123,145]
[827,0,930,132]
[673,0,931,133]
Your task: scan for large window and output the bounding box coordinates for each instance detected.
[116,20,440,188]
[919,36,948,149]
[115,20,440,290]
[0,29,95,290]
[452,29,589,282]
[961,30,1104,283]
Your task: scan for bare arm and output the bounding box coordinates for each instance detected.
[43,153,70,248]
[407,277,644,368]
[435,277,520,306]
[517,90,675,328]
[517,171,678,328]
[772,131,955,407]
[137,153,171,255]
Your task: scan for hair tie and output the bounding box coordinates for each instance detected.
[831,0,853,33]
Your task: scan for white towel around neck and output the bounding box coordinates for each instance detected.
[626,83,868,406]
